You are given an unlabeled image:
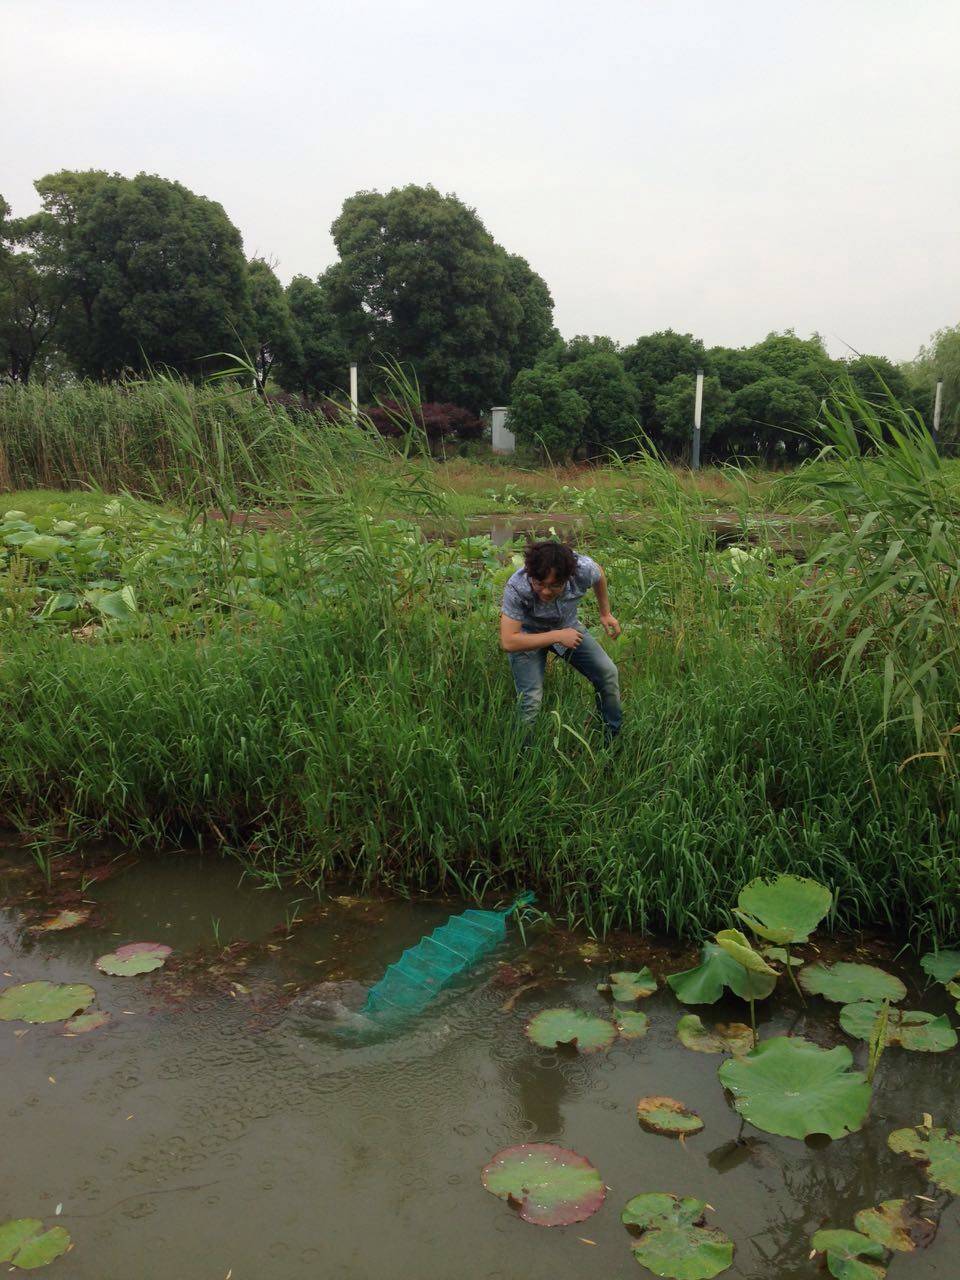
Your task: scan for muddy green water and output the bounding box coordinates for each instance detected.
[2,851,957,1278]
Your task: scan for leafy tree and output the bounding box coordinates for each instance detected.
[0,195,67,382]
[247,257,300,391]
[22,170,252,377]
[841,354,910,406]
[746,330,838,395]
[654,373,730,455]
[556,334,621,365]
[324,184,552,410]
[503,252,557,372]
[508,365,589,459]
[902,326,960,440]
[622,329,709,427]
[707,346,771,393]
[726,375,818,459]
[275,272,351,400]
[560,351,639,454]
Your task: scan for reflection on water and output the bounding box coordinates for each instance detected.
[0,850,957,1278]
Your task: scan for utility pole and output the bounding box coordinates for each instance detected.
[933,379,943,447]
[349,362,359,421]
[691,369,704,470]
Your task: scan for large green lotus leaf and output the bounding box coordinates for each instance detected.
[96,941,172,976]
[481,1143,604,1226]
[0,1220,71,1269]
[616,1010,650,1040]
[598,967,657,1001]
[920,949,960,985]
[810,1229,887,1280]
[715,929,778,975]
[799,962,906,1005]
[676,1014,753,1056]
[717,1036,871,1139]
[839,1002,957,1052]
[0,981,95,1024]
[888,1124,960,1193]
[622,1194,733,1279]
[637,1096,704,1137]
[853,1198,937,1252]
[19,534,69,560]
[526,1007,616,1053]
[667,944,777,1006]
[734,874,832,944]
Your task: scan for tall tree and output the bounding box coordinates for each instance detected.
[275,272,352,400]
[246,257,300,391]
[0,195,67,382]
[726,375,818,459]
[23,170,252,377]
[654,373,730,455]
[561,352,639,454]
[324,184,552,410]
[508,365,588,459]
[902,327,960,439]
[621,329,709,428]
[746,330,838,395]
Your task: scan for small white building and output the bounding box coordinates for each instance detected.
[491,406,515,454]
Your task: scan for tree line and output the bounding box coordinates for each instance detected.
[1,170,955,459]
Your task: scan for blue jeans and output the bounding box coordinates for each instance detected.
[508,629,623,739]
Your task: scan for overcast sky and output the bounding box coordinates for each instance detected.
[4,0,958,361]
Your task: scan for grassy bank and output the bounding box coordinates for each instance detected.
[1,381,958,940]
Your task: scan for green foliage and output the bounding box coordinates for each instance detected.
[810,1229,887,1280]
[920,949,960,985]
[560,351,640,454]
[247,258,301,391]
[0,1220,72,1270]
[636,1097,704,1136]
[903,323,960,442]
[277,273,351,400]
[481,1143,604,1226]
[888,1123,960,1193]
[853,1199,934,1252]
[667,943,777,1005]
[96,942,172,975]
[621,1194,733,1279]
[597,968,657,1001]
[622,329,709,427]
[734,874,832,944]
[0,980,95,1023]
[507,365,588,458]
[839,1002,957,1051]
[799,962,906,1004]
[526,1007,616,1052]
[726,375,817,458]
[676,1015,752,1056]
[654,373,729,453]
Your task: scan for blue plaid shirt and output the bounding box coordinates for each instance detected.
[501,554,601,632]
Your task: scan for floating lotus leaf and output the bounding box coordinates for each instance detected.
[0,1219,71,1269]
[854,1198,937,1252]
[29,908,90,933]
[810,1228,886,1280]
[888,1124,960,1193]
[526,1007,616,1052]
[0,981,95,1024]
[621,1194,733,1278]
[676,1014,753,1056]
[715,929,778,975]
[666,943,777,1006]
[733,874,832,945]
[598,967,657,1001]
[839,1002,957,1052]
[637,1097,704,1137]
[919,949,960,986]
[799,962,906,1005]
[717,1036,870,1140]
[616,1010,650,1040]
[96,941,172,976]
[481,1143,604,1226]
[63,1010,111,1035]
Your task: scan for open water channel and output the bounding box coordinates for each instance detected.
[2,847,957,1278]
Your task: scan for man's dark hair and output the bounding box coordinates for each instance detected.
[524,540,577,583]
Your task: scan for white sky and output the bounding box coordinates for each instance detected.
[4,0,958,361]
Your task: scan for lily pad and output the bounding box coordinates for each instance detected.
[715,929,778,975]
[481,1143,604,1226]
[526,1007,616,1052]
[810,1228,887,1280]
[888,1123,960,1193]
[854,1198,937,1252]
[63,1010,111,1035]
[920,949,960,986]
[598,967,657,1001]
[734,873,832,945]
[616,1010,650,1040]
[840,1002,957,1052]
[799,962,906,1005]
[676,1014,753,1056]
[96,942,172,976]
[0,981,95,1024]
[29,908,90,933]
[0,1219,71,1269]
[622,1194,733,1278]
[667,943,777,1006]
[760,946,802,966]
[637,1097,704,1137]
[717,1036,871,1140]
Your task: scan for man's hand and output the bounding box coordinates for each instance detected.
[556,627,584,649]
[599,612,621,639]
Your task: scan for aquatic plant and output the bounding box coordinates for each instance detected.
[636,1097,704,1137]
[525,1008,616,1052]
[621,1194,733,1279]
[0,1220,71,1270]
[839,1002,956,1052]
[799,962,906,1005]
[0,981,95,1023]
[853,1199,937,1252]
[666,944,777,1007]
[675,1015,752,1056]
[481,1144,604,1226]
[810,1228,887,1280]
[887,1121,960,1193]
[732,872,831,1000]
[714,929,777,1045]
[597,967,656,1001]
[96,942,172,976]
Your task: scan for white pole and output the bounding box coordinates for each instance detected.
[933,379,943,443]
[692,368,704,470]
[349,362,359,421]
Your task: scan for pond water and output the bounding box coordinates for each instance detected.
[2,848,957,1278]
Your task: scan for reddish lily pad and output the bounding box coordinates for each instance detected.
[888,1123,960,1193]
[526,1007,616,1053]
[616,1010,650,1040]
[29,908,90,933]
[63,1010,111,1035]
[96,942,172,976]
[0,1219,71,1269]
[676,1014,753,1056]
[0,981,95,1024]
[481,1143,605,1226]
[598,968,657,1002]
[637,1096,705,1137]
[622,1194,733,1278]
[854,1198,937,1252]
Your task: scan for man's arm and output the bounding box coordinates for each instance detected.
[592,567,622,638]
[500,614,583,653]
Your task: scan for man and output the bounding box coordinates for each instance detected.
[499,540,622,739]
